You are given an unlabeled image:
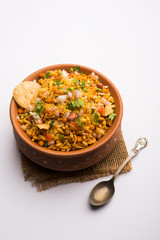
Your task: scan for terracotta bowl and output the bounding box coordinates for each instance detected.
[10,64,123,171]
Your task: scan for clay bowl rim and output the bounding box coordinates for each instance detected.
[10,64,123,157]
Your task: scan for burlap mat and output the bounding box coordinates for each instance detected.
[21,132,132,191]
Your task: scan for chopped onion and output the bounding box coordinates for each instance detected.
[75,89,80,99]
[55,110,60,117]
[49,106,57,112]
[74,71,79,75]
[16,115,20,120]
[97,134,102,139]
[65,111,71,119]
[101,97,110,105]
[56,95,68,104]
[53,120,60,126]
[79,91,82,97]
[30,112,41,120]
[78,110,84,117]
[98,129,105,135]
[93,95,97,99]
[91,72,99,80]
[35,119,43,124]
[50,92,53,98]
[21,125,27,131]
[48,140,55,146]
[68,91,72,98]
[28,105,34,111]
[36,98,41,102]
[43,92,49,98]
[62,70,69,79]
[35,115,40,120]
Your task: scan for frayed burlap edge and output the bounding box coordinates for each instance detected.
[21,132,132,191]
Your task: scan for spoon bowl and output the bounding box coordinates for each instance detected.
[89,180,115,206]
[89,138,148,207]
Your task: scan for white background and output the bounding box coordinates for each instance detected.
[0,0,160,239]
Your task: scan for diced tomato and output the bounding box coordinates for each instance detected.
[68,112,77,120]
[98,105,104,115]
[90,83,96,87]
[74,71,79,75]
[70,121,78,130]
[44,132,52,141]
[68,73,74,78]
[35,119,43,124]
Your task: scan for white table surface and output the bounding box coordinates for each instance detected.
[0,0,160,239]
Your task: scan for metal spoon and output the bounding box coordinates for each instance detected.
[89,138,148,207]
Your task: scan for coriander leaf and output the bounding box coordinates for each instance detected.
[54,79,63,86]
[81,80,86,88]
[44,141,49,148]
[74,66,80,72]
[77,98,84,108]
[69,68,74,73]
[92,111,99,123]
[59,134,64,140]
[79,80,87,92]
[78,121,84,127]
[77,117,81,122]
[68,87,75,91]
[67,98,84,110]
[94,114,99,123]
[36,101,42,109]
[44,72,50,79]
[33,101,44,115]
[50,120,54,127]
[69,66,80,73]
[23,113,28,118]
[60,88,68,92]
[82,88,87,92]
[73,79,80,85]
[108,111,116,121]
[97,88,102,92]
[67,102,75,111]
[78,80,85,88]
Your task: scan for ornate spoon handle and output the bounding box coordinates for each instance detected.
[112,138,148,181]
